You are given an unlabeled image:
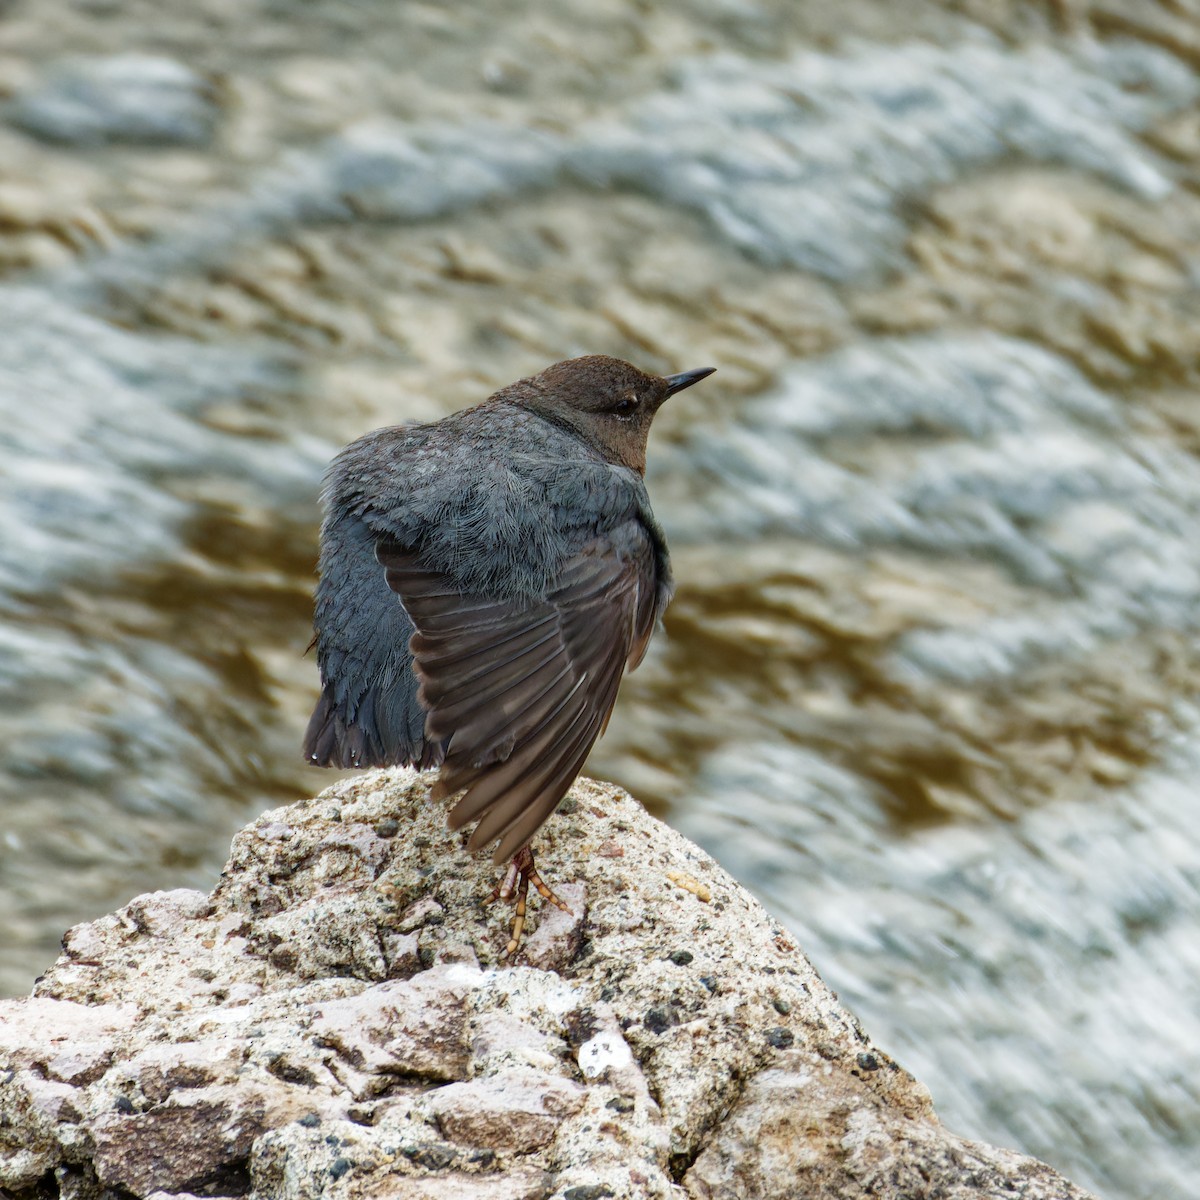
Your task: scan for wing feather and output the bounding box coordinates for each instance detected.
[378,528,657,863]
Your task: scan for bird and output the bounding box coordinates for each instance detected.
[303,354,715,952]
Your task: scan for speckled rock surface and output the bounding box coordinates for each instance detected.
[0,770,1091,1199]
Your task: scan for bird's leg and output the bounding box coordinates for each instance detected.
[492,860,522,904]
[517,844,571,913]
[493,844,571,957]
[503,872,530,959]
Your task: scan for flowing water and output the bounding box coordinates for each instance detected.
[1,2,1199,1195]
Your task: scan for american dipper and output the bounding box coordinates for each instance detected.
[304,354,715,952]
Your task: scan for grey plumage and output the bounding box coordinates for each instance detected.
[304,354,714,865]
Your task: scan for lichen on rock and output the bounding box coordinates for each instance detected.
[0,769,1094,1199]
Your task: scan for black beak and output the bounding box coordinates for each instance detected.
[664,366,716,396]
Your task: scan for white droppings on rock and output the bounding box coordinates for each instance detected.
[578,1030,635,1079]
[443,962,489,986]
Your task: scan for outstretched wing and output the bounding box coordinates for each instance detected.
[377,527,659,864]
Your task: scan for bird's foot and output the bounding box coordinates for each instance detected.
[492,844,571,957]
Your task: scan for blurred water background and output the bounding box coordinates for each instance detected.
[1,1,1199,1195]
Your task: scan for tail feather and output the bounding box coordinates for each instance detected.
[303,682,444,770]
[305,506,444,771]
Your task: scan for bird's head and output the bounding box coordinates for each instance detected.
[512,354,715,474]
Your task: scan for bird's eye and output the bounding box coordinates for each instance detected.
[611,395,638,416]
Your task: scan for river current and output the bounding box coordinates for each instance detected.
[1,3,1197,1195]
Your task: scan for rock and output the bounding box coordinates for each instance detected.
[426,1068,587,1151]
[0,1072,83,1187]
[0,770,1095,1199]
[684,1052,1087,1199]
[90,1090,268,1195]
[309,966,474,1090]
